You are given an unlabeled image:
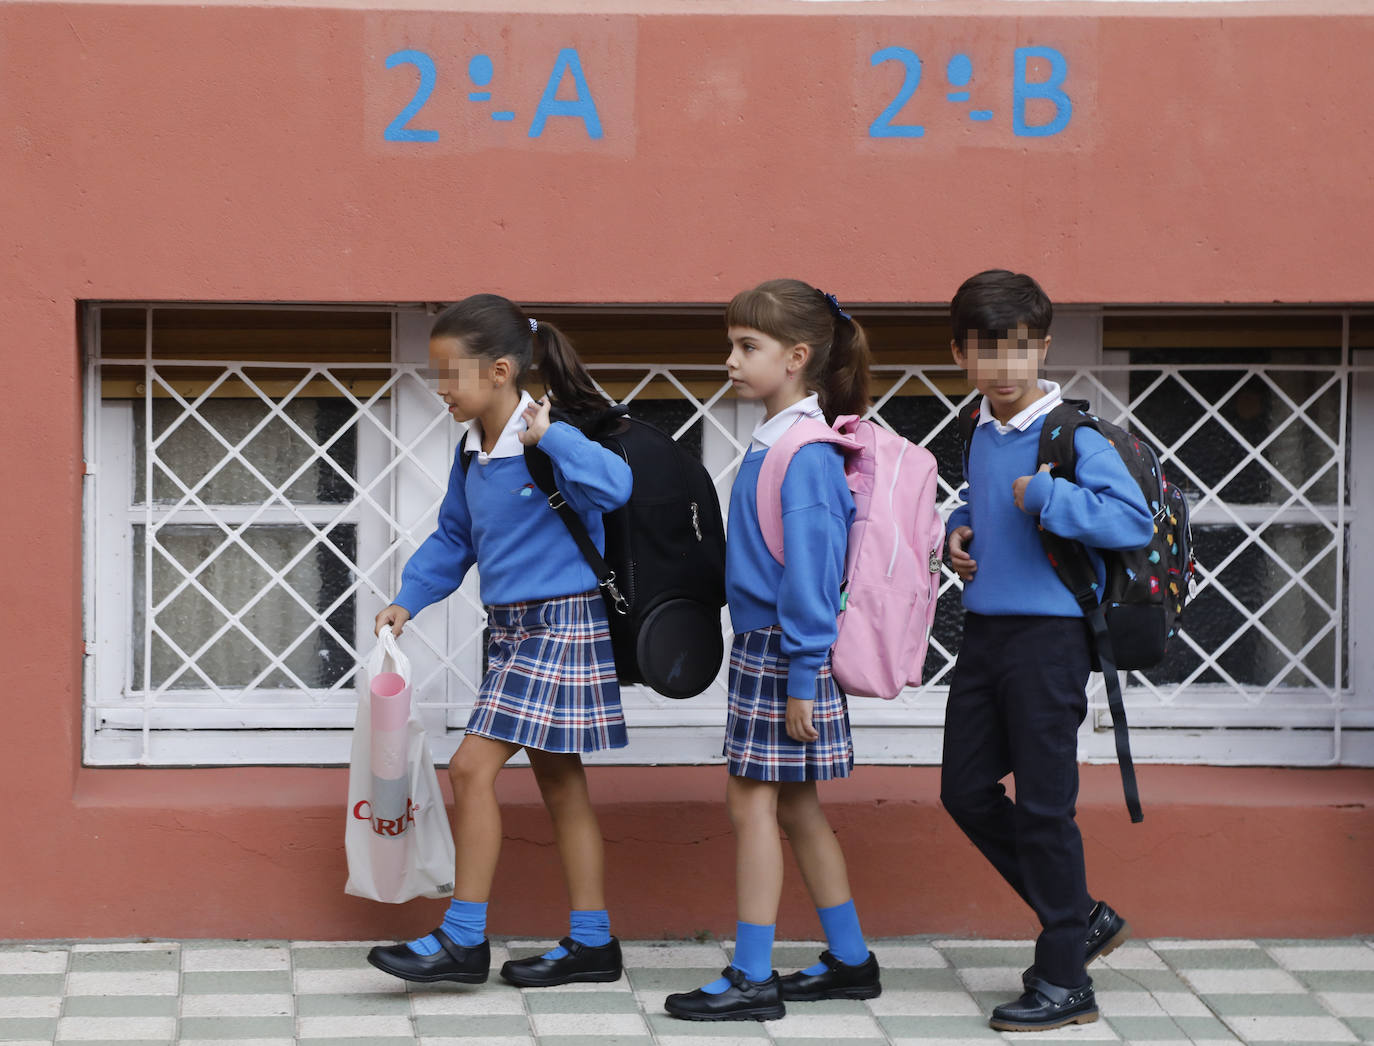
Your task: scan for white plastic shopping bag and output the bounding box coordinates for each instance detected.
[345,628,455,902]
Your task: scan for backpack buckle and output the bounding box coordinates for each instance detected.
[547,491,567,512]
[600,571,631,615]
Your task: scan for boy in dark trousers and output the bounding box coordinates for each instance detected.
[942,271,1154,1032]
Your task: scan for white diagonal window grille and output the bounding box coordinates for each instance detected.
[84,305,1372,767]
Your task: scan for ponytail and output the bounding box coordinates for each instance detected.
[430,294,607,416]
[821,313,873,423]
[531,322,606,415]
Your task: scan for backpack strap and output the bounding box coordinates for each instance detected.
[955,399,981,483]
[1035,400,1143,824]
[755,415,861,565]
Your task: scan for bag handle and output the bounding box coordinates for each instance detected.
[368,627,412,684]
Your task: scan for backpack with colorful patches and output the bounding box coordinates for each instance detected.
[1034,399,1196,673]
[956,397,1197,823]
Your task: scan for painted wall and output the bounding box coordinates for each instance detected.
[1,1,1372,939]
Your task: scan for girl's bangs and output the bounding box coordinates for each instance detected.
[725,288,788,340]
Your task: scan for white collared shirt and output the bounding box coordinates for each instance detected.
[750,393,824,451]
[978,380,1062,435]
[464,390,538,465]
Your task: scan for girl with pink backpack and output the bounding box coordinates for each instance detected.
[666,279,899,1023]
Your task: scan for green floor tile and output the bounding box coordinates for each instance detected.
[1157,947,1280,970]
[1297,969,1374,992]
[646,1012,770,1037]
[1171,1014,1241,1040]
[296,991,413,1016]
[1343,1015,1374,1039]
[413,1013,532,1037]
[0,974,65,995]
[295,1038,416,1046]
[938,946,1033,967]
[62,993,179,1017]
[1201,991,1332,1016]
[1091,968,1192,993]
[878,966,969,991]
[182,969,294,993]
[0,1017,59,1041]
[523,989,641,1013]
[69,949,179,973]
[533,1038,653,1046]
[877,1014,1002,1038]
[626,966,726,993]
[290,947,371,970]
[1105,1014,1204,1040]
[179,1015,296,1038]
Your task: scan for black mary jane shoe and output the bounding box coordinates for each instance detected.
[500,937,623,987]
[780,949,882,1001]
[664,966,786,1022]
[989,976,1098,1032]
[1022,900,1131,987]
[366,929,490,984]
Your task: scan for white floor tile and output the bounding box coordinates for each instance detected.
[867,989,982,1016]
[1271,945,1374,971]
[0,951,68,974]
[761,1012,885,1038]
[953,966,1024,992]
[529,1012,650,1036]
[1099,944,1168,971]
[619,943,730,968]
[0,996,62,1017]
[55,1016,178,1041]
[1094,989,1167,1016]
[181,947,291,972]
[65,970,179,995]
[872,944,949,968]
[1153,991,1213,1017]
[1149,939,1261,950]
[410,989,526,1015]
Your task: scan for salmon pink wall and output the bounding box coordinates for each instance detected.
[1,1,1372,939]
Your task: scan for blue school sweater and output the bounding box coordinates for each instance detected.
[394,422,633,613]
[727,443,855,699]
[948,420,1154,617]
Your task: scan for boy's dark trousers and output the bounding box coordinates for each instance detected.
[940,612,1095,989]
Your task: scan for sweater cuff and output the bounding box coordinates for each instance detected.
[1023,471,1054,515]
[392,585,431,618]
[536,420,580,460]
[787,656,824,702]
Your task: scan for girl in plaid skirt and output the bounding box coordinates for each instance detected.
[367,294,632,991]
[666,280,883,1022]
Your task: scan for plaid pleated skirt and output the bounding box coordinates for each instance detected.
[724,625,853,782]
[466,590,628,754]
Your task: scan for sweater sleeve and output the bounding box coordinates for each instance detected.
[1022,427,1155,551]
[394,453,477,616]
[777,444,853,700]
[539,421,634,514]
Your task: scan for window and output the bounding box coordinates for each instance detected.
[84,304,1372,766]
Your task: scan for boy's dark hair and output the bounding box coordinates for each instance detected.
[725,278,872,423]
[431,293,606,415]
[949,270,1053,349]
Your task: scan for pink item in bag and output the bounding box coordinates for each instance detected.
[757,415,945,699]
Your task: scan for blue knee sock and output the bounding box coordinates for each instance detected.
[407,899,487,956]
[700,921,775,994]
[542,908,611,960]
[803,898,869,974]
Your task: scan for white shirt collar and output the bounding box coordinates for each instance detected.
[978,380,1062,435]
[751,393,824,450]
[465,390,537,464]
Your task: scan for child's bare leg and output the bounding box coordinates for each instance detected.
[449,733,521,900]
[777,780,852,908]
[727,774,784,925]
[527,749,606,911]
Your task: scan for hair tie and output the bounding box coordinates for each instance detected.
[528,317,539,333]
[820,290,852,322]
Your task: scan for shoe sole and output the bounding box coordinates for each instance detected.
[989,1009,1099,1032]
[782,984,882,1002]
[366,953,488,985]
[500,968,623,988]
[1089,922,1132,965]
[664,1003,785,1022]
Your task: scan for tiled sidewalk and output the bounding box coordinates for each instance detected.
[0,937,1371,1045]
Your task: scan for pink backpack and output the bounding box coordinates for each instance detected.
[757,415,945,699]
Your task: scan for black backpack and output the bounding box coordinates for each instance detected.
[958,398,1197,822]
[465,405,727,699]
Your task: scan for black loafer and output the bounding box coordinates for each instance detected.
[500,937,623,987]
[664,966,785,1022]
[780,950,882,1001]
[366,929,489,984]
[1022,900,1131,987]
[990,976,1097,1032]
